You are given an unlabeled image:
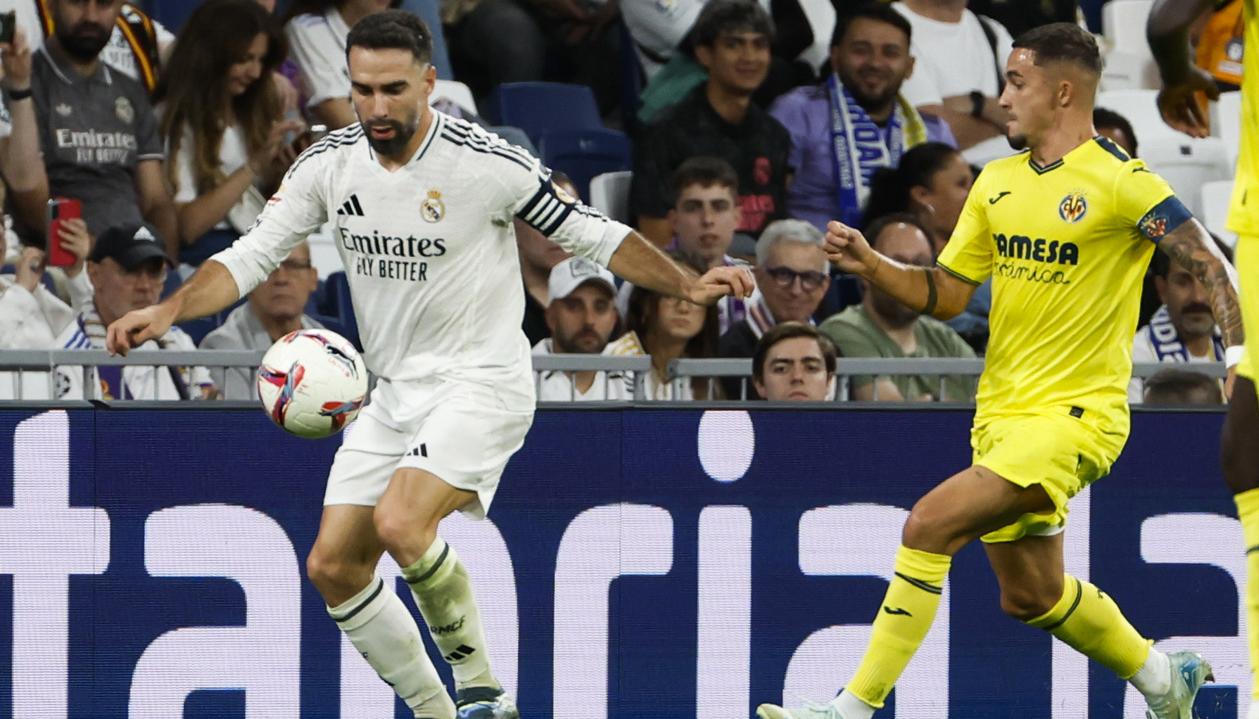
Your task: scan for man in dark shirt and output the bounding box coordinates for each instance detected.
[631,0,791,245]
[26,0,176,256]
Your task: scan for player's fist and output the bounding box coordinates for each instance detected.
[1156,67,1219,139]
[106,304,176,356]
[825,220,879,276]
[685,264,755,306]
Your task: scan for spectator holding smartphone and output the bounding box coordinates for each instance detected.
[157,0,301,270]
[0,213,92,399]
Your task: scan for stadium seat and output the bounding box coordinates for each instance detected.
[1210,91,1241,169]
[589,171,633,223]
[1200,179,1238,248]
[1139,136,1231,218]
[1095,89,1181,144]
[398,0,454,80]
[484,82,603,147]
[539,129,632,202]
[1099,50,1159,91]
[1102,0,1154,55]
[177,316,221,346]
[323,271,360,348]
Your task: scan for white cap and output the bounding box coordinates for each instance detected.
[547,256,616,305]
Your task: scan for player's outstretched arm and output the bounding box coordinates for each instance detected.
[826,220,974,320]
[607,231,755,305]
[1156,219,1244,394]
[105,260,241,356]
[1148,0,1220,137]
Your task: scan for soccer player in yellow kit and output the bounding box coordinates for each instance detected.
[1151,3,1259,718]
[757,22,1244,719]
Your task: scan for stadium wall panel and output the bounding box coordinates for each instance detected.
[0,407,1242,718]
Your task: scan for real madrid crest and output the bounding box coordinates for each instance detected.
[421,189,445,223]
[1058,191,1087,224]
[115,96,134,124]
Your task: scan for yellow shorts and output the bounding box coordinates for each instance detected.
[1238,236,1257,382]
[974,412,1126,544]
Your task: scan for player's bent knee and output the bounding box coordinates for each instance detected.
[306,547,373,597]
[1000,585,1058,621]
[372,503,437,560]
[901,502,962,555]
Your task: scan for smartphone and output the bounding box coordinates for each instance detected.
[46,197,82,267]
[0,11,15,45]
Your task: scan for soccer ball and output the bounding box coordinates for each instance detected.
[257,329,368,439]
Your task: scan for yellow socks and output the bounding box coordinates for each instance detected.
[845,545,952,708]
[1026,574,1150,679]
[1237,488,1259,703]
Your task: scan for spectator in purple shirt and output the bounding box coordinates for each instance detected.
[768,3,954,233]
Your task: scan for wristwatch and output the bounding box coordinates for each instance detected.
[969,90,985,119]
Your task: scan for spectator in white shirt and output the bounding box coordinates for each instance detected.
[1129,244,1229,403]
[201,241,324,399]
[892,0,1015,165]
[285,0,391,128]
[532,255,628,401]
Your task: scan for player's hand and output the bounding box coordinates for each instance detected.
[106,303,177,356]
[1225,364,1237,401]
[684,264,755,306]
[825,220,880,277]
[1156,67,1219,138]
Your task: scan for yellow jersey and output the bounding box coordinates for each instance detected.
[1230,0,1259,236]
[938,137,1187,435]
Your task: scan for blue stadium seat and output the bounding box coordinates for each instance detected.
[161,270,182,299]
[484,82,603,147]
[398,0,454,80]
[538,128,631,202]
[178,316,221,346]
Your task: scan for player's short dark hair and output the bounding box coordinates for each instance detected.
[1094,107,1139,157]
[862,142,961,226]
[346,10,433,66]
[688,0,775,50]
[863,212,933,253]
[752,322,839,384]
[1143,368,1222,405]
[1012,22,1103,75]
[670,156,739,206]
[1150,233,1233,278]
[831,3,912,48]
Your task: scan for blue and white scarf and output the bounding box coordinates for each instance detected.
[827,74,928,227]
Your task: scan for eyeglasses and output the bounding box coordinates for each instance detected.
[763,266,827,291]
[277,260,313,272]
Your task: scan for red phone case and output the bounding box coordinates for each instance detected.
[47,198,82,267]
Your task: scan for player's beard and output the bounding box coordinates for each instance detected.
[363,115,419,157]
[1007,133,1028,151]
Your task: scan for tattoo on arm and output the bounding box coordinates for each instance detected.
[1159,223,1244,348]
[921,268,938,316]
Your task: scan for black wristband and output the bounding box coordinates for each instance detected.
[3,86,32,102]
[969,90,985,119]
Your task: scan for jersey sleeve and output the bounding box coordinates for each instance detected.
[936,174,993,284]
[1114,159,1191,243]
[210,146,328,297]
[494,147,628,267]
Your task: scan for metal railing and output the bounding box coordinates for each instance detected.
[0,350,1228,404]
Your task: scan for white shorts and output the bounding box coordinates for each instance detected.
[324,375,535,518]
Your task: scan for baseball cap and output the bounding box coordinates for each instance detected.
[89,224,172,269]
[547,256,616,306]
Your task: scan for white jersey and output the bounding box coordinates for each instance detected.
[212,112,630,386]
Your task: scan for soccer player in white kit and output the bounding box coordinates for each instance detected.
[106,11,753,719]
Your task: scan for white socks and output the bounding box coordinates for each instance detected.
[328,577,455,718]
[1129,648,1172,698]
[831,690,876,719]
[403,536,498,691]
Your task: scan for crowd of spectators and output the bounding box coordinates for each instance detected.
[0,0,1237,406]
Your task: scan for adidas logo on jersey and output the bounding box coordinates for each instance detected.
[337,195,366,217]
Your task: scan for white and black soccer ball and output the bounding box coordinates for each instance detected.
[257,329,368,439]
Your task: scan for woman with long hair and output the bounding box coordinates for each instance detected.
[862,141,974,256]
[157,0,301,268]
[611,253,723,400]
